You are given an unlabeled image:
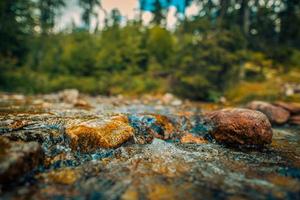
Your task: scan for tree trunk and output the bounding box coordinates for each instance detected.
[239,0,250,36]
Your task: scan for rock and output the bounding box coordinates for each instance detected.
[74,99,92,109]
[180,133,207,144]
[149,114,176,139]
[58,89,79,104]
[206,108,273,145]
[246,101,290,124]
[283,83,300,95]
[274,102,300,114]
[162,93,182,106]
[162,93,174,104]
[219,96,227,104]
[128,114,178,144]
[40,168,79,185]
[283,84,295,96]
[66,115,134,152]
[10,94,25,101]
[121,185,139,200]
[8,120,30,130]
[171,99,182,106]
[289,115,300,125]
[0,120,30,134]
[0,137,44,184]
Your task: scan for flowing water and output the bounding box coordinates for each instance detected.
[0,94,299,200]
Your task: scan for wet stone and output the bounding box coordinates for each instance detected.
[274,101,300,114]
[1,94,300,199]
[206,108,273,146]
[66,115,134,152]
[128,113,188,144]
[247,101,290,125]
[0,136,44,185]
[39,168,79,185]
[289,114,300,125]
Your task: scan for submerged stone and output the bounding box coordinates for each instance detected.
[247,101,290,124]
[40,168,79,185]
[0,136,44,184]
[149,114,177,139]
[206,108,273,146]
[128,113,181,143]
[66,115,134,152]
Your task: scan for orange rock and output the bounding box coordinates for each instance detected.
[66,115,134,152]
[180,133,207,144]
[121,186,139,200]
[43,168,79,185]
[146,183,193,200]
[267,174,300,190]
[150,114,176,139]
[44,153,68,167]
[128,114,178,143]
[8,120,29,130]
[147,184,176,200]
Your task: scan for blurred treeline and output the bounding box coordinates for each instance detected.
[1,0,300,101]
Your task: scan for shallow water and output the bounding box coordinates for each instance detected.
[0,94,299,200]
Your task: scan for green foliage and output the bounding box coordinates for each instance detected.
[289,50,300,68]
[60,32,98,76]
[172,26,246,101]
[0,0,36,62]
[147,26,174,67]
[225,81,281,104]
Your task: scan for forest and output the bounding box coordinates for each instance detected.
[1,0,300,102]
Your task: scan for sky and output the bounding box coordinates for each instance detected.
[56,0,200,31]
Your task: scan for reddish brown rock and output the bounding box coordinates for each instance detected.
[66,115,134,152]
[289,115,300,125]
[206,108,273,145]
[246,101,290,124]
[0,137,44,184]
[273,101,300,114]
